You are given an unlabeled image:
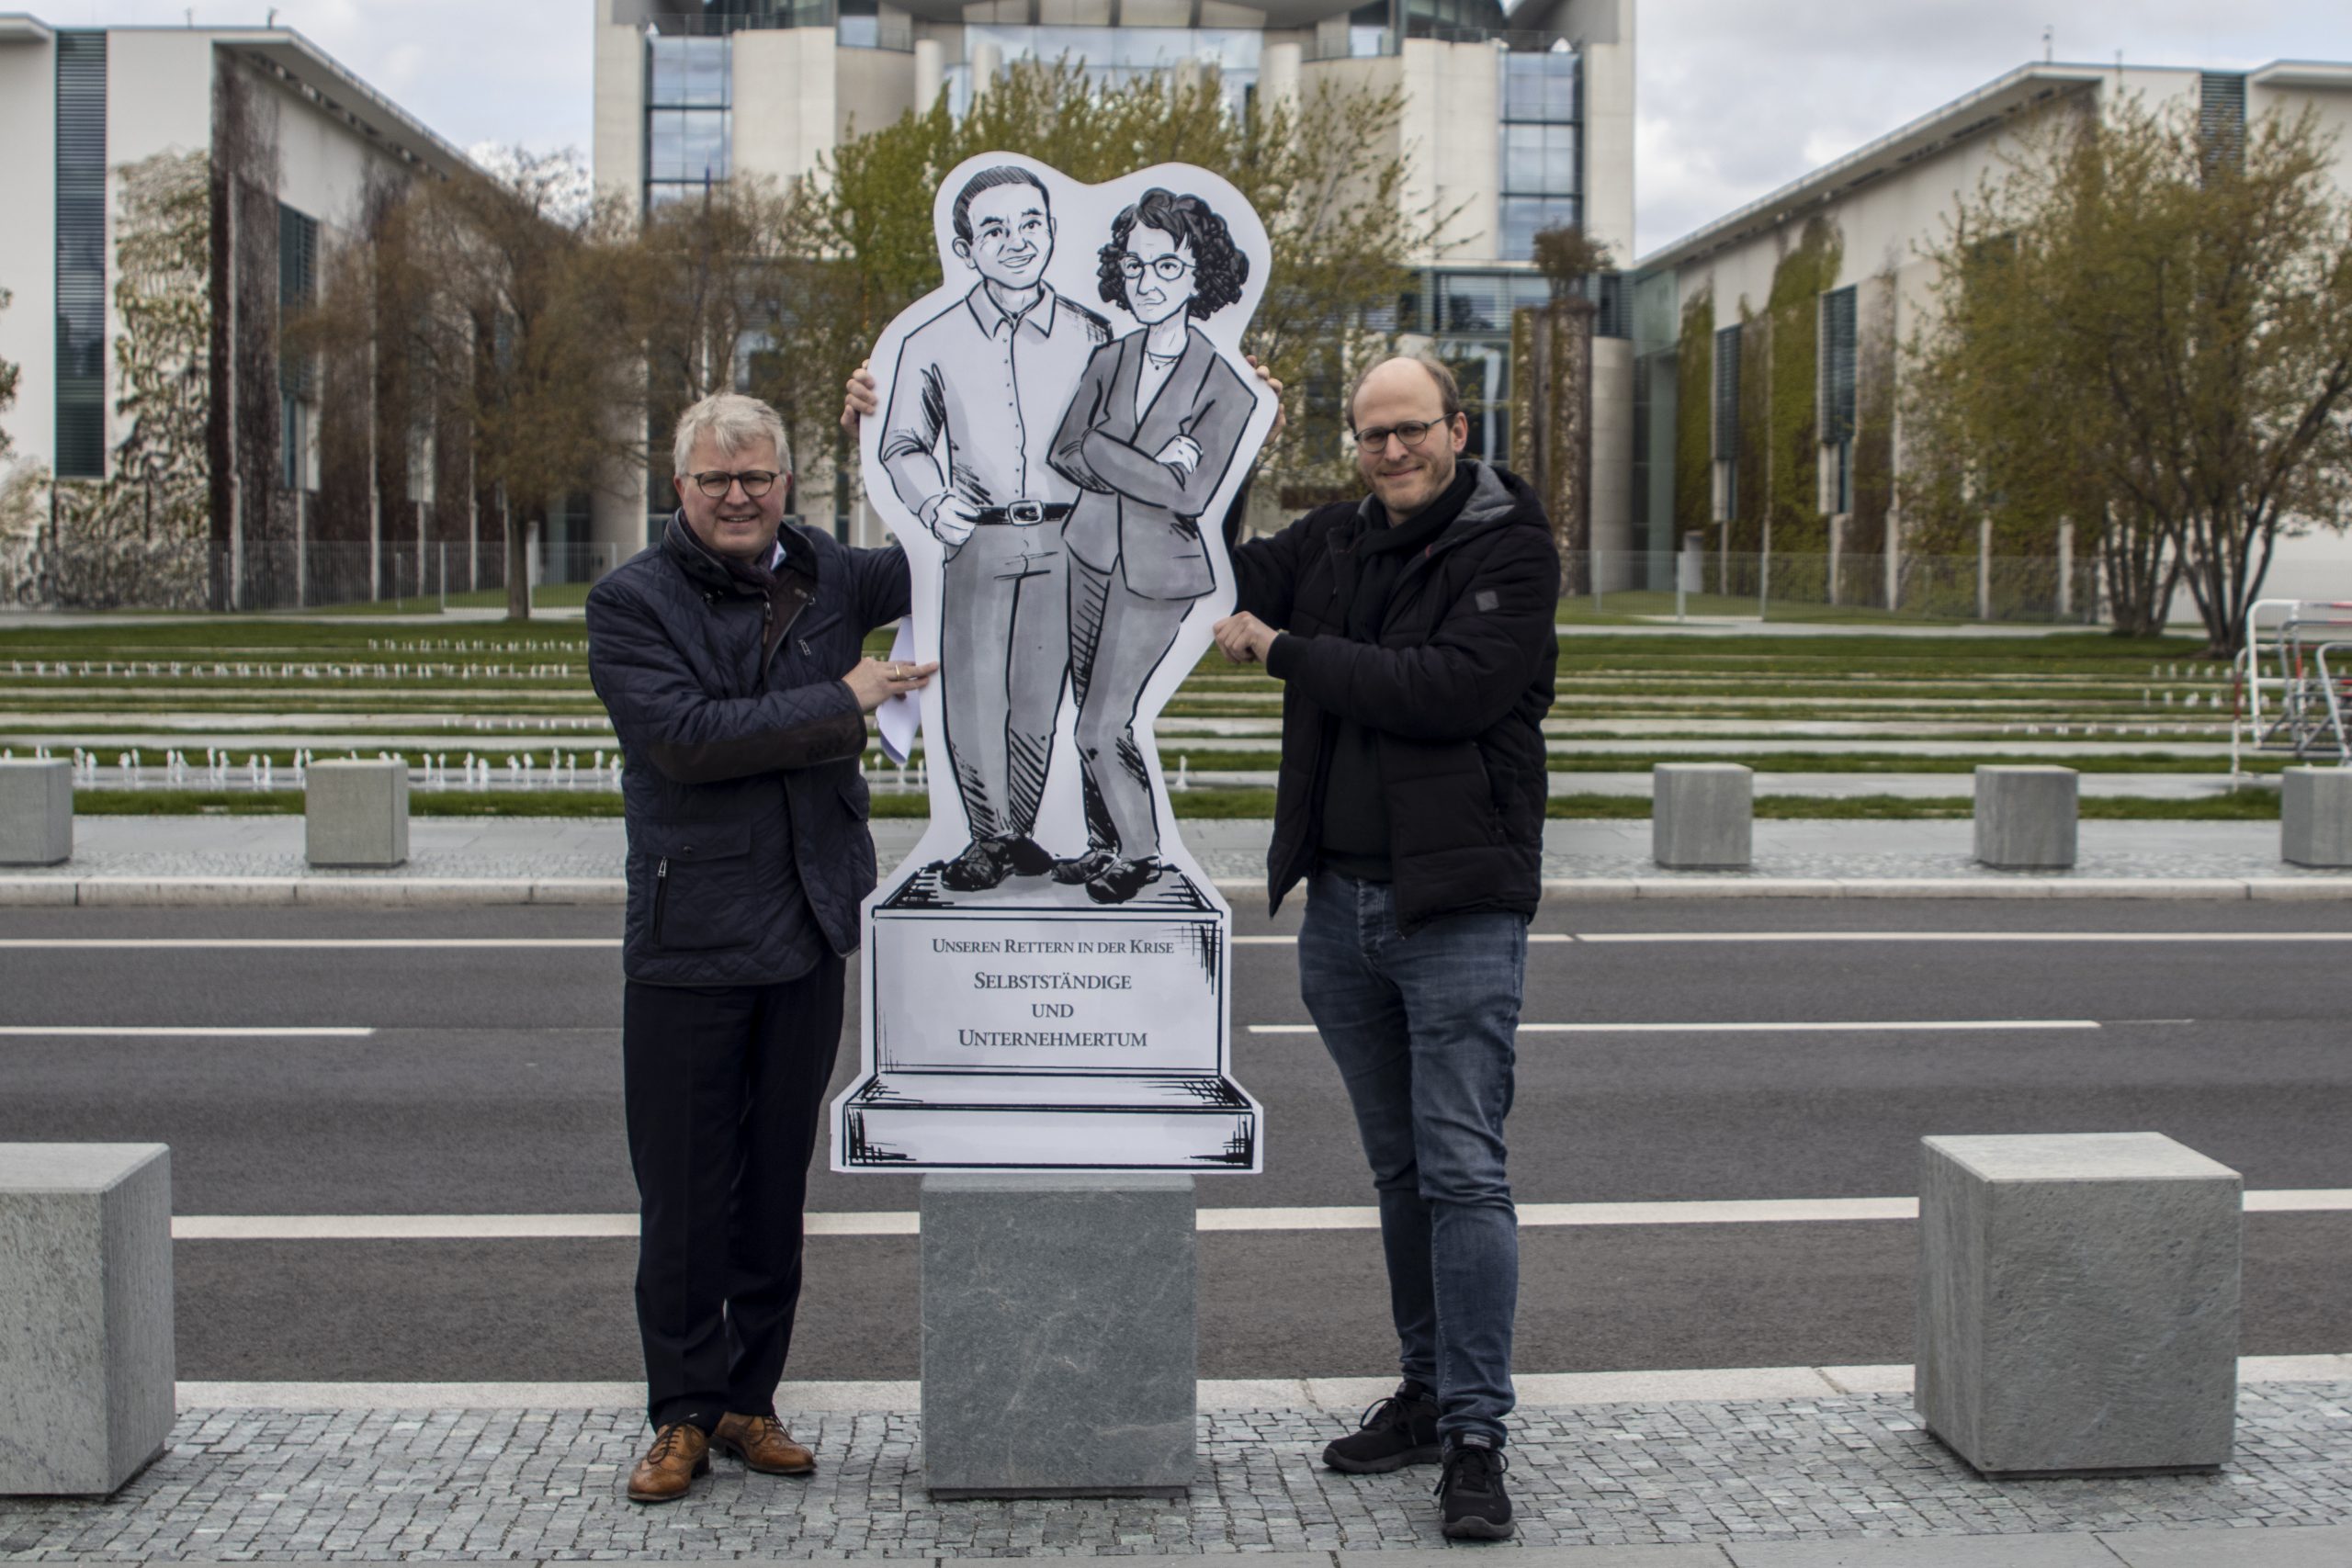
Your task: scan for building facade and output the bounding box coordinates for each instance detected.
[590,0,1636,568]
[1632,60,2352,615]
[0,16,479,609]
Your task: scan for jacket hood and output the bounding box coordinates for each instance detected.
[1347,460,1548,551]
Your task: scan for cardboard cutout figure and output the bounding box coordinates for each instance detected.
[831,154,1277,1173]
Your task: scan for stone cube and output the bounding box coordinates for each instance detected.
[2281,766,2352,868]
[1974,765,2077,870]
[0,759,73,866]
[921,1173,1195,1497]
[1653,762,1753,870]
[0,1144,175,1495]
[1916,1132,2240,1477]
[305,759,408,868]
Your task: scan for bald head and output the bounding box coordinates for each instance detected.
[1349,355,1470,525]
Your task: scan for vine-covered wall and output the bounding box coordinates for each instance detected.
[1846,271,1898,568]
[1672,286,1713,545]
[1737,218,1841,563]
[209,55,290,608]
[50,148,214,609]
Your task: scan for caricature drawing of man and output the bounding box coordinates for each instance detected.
[877,165,1111,892]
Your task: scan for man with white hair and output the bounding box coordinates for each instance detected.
[586,392,934,1505]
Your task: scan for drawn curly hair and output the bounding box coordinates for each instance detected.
[1096,188,1249,320]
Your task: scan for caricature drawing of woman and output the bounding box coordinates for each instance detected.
[1046,188,1257,905]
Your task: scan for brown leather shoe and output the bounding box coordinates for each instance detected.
[712,1411,816,1475]
[627,1422,710,1504]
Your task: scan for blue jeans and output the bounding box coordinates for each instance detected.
[1297,868,1527,1448]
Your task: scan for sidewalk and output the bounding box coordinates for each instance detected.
[4,817,2349,903]
[2,1371,2346,1562]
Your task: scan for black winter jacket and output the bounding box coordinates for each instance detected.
[585,514,910,985]
[1227,461,1559,932]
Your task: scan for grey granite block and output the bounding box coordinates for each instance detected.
[1728,1538,2122,1566]
[304,760,408,868]
[2281,767,2352,868]
[1973,765,2077,869]
[1916,1132,2240,1478]
[921,1172,1195,1498]
[0,1144,174,1495]
[1652,763,1753,870]
[0,759,73,866]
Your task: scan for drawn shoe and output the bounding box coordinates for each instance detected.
[626,1422,710,1504]
[711,1412,815,1476]
[1000,834,1055,876]
[936,837,1018,891]
[1321,1382,1441,1472]
[1050,847,1118,885]
[1435,1438,1513,1540]
[1084,855,1163,904]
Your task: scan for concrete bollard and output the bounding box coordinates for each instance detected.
[0,1145,175,1495]
[0,758,73,866]
[1916,1133,2240,1478]
[920,1173,1195,1497]
[1652,762,1753,870]
[1973,765,2077,870]
[305,759,409,868]
[2280,766,2352,868]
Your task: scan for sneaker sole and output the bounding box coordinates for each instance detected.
[1321,1441,1442,1473]
[1441,1515,1515,1540]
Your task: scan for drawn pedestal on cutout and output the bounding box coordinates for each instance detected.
[838,866,1254,1170]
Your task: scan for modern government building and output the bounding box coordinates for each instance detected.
[5,5,2352,607]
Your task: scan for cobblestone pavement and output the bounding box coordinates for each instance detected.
[2,1386,2346,1561]
[6,818,2345,890]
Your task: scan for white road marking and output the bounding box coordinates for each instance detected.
[1251,1020,2102,1034]
[1572,931,2352,943]
[171,1354,2352,1412]
[171,1190,2351,1241]
[0,1026,376,1038]
[0,939,620,949]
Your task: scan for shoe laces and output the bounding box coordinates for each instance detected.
[1357,1392,1426,1431]
[647,1423,695,1463]
[1436,1443,1507,1498]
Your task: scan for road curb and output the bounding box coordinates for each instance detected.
[6,874,2352,905]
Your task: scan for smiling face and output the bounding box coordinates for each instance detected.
[1351,357,1469,524]
[673,432,786,562]
[956,182,1053,291]
[1121,224,1198,328]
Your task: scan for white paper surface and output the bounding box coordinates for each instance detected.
[876,620,919,764]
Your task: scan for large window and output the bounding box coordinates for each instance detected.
[279,203,319,492]
[1712,323,1740,522]
[1497,47,1579,262]
[645,35,731,210]
[54,30,107,479]
[944,28,1261,118]
[1817,285,1857,514]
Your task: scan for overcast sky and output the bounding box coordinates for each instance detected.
[70,0,2352,256]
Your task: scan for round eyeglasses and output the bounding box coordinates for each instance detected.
[689,469,781,500]
[1350,420,1451,453]
[1117,254,1196,282]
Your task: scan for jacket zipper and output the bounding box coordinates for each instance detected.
[652,856,671,946]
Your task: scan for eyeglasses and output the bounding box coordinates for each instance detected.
[1117,255,1195,282]
[689,469,781,499]
[1350,419,1453,453]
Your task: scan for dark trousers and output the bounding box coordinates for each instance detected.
[623,956,845,1433]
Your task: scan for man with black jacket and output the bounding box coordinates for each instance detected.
[1213,355,1558,1540]
[585,392,934,1505]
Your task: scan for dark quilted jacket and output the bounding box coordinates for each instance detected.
[1227,461,1559,933]
[585,514,910,985]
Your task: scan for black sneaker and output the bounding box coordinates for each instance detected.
[1436,1439,1513,1540]
[1320,1383,1440,1473]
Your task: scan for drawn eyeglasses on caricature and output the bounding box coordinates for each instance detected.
[1116,254,1197,282]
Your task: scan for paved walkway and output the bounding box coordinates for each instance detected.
[4,818,2347,901]
[2,1377,2346,1562]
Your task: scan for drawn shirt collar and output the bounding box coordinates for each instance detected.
[966,282,1060,341]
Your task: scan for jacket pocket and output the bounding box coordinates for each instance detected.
[638,819,754,952]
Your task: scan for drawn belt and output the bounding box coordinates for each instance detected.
[973,502,1074,525]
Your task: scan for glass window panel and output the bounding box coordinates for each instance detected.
[649,110,685,179]
[838,12,877,45]
[1503,125,1543,193]
[1546,57,1577,119]
[681,110,729,180]
[686,39,729,106]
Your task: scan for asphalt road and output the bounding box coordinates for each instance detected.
[3,898,2346,1382]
